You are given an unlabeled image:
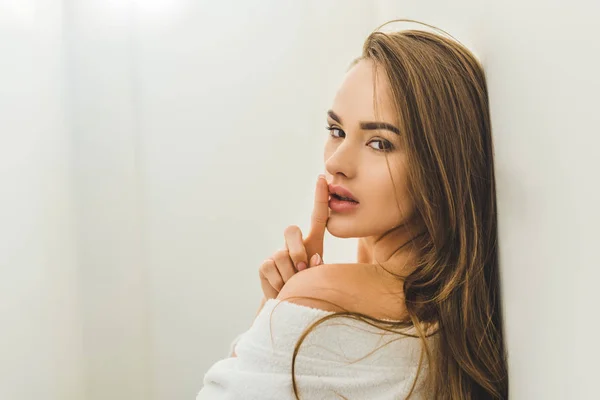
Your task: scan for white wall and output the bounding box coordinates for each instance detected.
[64,1,152,399]
[133,2,386,397]
[1,0,598,399]
[480,2,600,398]
[0,1,84,399]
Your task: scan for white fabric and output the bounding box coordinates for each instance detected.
[196,298,437,399]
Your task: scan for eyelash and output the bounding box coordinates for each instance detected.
[324,125,394,152]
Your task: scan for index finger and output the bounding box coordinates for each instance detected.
[306,174,329,247]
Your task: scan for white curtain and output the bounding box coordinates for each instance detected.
[1,0,598,399]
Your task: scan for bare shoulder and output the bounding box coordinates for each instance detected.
[276,263,407,321]
[275,263,358,313]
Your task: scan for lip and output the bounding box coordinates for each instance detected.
[328,184,359,202]
[329,196,360,213]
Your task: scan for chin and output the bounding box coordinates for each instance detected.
[326,217,361,238]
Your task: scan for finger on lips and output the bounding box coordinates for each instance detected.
[263,173,329,302]
[309,175,329,238]
[305,174,329,267]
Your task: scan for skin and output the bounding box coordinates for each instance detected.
[236,59,429,358]
[265,58,428,324]
[324,58,427,280]
[271,60,430,317]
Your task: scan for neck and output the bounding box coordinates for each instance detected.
[357,219,428,278]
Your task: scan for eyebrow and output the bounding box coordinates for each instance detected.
[327,110,400,135]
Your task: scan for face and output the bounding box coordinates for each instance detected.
[324,59,417,239]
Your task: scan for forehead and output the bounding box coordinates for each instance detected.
[330,59,397,126]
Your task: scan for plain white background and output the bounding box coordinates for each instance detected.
[1,0,598,399]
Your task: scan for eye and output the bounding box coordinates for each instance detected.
[324,125,394,152]
[368,139,394,152]
[325,125,345,139]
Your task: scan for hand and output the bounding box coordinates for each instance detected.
[258,174,330,300]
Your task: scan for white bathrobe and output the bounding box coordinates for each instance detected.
[196,298,436,400]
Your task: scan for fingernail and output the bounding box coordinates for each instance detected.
[310,253,321,266]
[297,261,307,271]
[318,174,325,183]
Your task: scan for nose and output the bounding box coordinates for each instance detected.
[324,140,357,180]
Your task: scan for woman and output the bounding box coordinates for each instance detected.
[197,19,508,399]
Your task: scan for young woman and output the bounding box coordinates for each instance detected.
[197,19,508,400]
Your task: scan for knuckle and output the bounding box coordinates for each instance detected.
[284,225,300,236]
[259,259,274,272]
[274,249,289,259]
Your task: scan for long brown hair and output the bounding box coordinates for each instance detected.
[279,19,508,399]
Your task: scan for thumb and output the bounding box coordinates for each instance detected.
[305,174,329,263]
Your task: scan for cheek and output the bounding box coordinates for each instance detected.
[368,169,412,214]
[365,170,396,204]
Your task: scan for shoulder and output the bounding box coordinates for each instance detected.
[276,263,406,321]
[275,263,355,313]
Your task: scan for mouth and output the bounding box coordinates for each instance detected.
[328,193,360,213]
[328,184,359,203]
[329,193,359,203]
